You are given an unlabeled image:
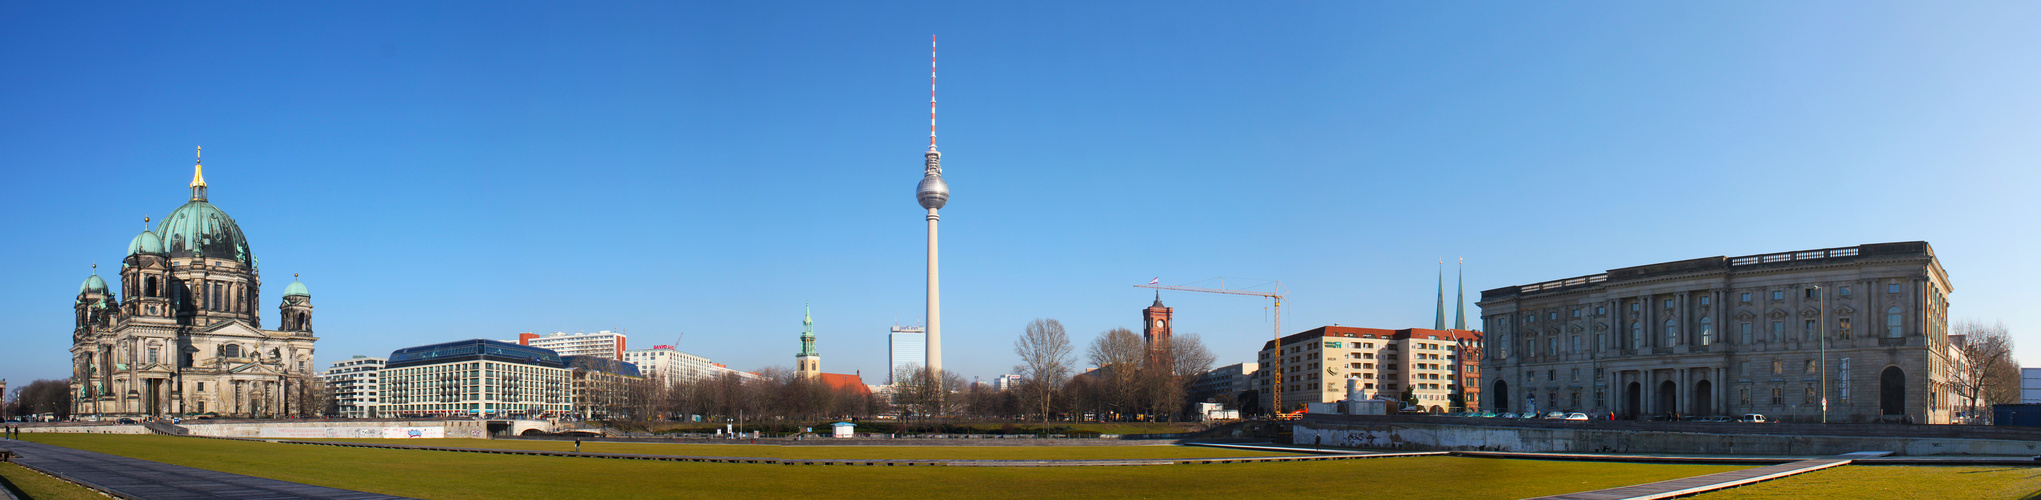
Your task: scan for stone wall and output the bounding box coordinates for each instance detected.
[1295,418,2041,456]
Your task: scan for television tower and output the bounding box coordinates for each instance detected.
[916,35,950,376]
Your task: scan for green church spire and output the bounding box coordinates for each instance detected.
[1454,258,1467,330]
[1435,260,1447,330]
[797,303,818,357]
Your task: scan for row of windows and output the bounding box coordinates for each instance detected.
[1508,306,1905,358]
[1519,285,1899,326]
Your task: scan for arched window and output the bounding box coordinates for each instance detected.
[269,348,281,360]
[144,276,158,297]
[1885,306,1903,338]
[1698,317,1714,346]
[221,344,241,358]
[1663,319,1678,347]
[1629,322,1642,349]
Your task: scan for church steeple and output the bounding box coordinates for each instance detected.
[1435,260,1447,330]
[796,304,820,379]
[190,147,208,201]
[1454,258,1467,330]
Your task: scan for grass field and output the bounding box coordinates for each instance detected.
[0,462,103,500]
[1691,465,2041,500]
[303,438,1284,460]
[21,434,1742,500]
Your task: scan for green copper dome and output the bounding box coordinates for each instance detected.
[79,274,109,295]
[158,200,253,264]
[126,230,165,256]
[282,280,310,298]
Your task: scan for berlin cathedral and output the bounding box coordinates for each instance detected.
[71,151,318,418]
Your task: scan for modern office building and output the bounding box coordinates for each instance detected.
[2023,368,2041,405]
[1189,362,1259,406]
[621,346,715,383]
[321,356,385,418]
[991,374,1022,391]
[381,339,571,418]
[1255,327,1483,413]
[564,355,643,420]
[515,331,627,359]
[888,326,926,384]
[69,152,320,418]
[1478,242,1954,423]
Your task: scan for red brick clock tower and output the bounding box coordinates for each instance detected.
[1143,292,1173,368]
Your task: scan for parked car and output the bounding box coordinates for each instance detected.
[1541,411,1566,419]
[1563,412,1590,421]
[116,418,137,424]
[1738,414,1770,423]
[1497,412,1518,419]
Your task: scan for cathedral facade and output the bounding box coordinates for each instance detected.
[70,154,318,418]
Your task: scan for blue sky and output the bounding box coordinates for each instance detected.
[4,2,2039,388]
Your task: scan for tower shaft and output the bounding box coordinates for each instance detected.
[926,208,941,376]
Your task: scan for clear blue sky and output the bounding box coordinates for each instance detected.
[5,2,2039,388]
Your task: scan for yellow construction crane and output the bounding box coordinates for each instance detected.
[1136,278,1288,416]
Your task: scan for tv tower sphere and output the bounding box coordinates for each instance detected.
[917,149,949,209]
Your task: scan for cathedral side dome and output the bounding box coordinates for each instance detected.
[126,230,165,256]
[282,280,310,298]
[158,200,254,264]
[79,274,109,294]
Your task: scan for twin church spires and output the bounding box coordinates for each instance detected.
[1435,259,1467,330]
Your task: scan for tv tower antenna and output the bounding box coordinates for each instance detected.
[929,35,937,150]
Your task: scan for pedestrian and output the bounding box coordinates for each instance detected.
[574,437,581,453]
[1314,435,1322,451]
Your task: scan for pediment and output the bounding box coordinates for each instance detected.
[1766,309,1790,319]
[1735,311,1757,320]
[196,320,267,338]
[1800,308,1821,318]
[1834,305,1856,315]
[1593,323,1608,332]
[1569,325,1585,333]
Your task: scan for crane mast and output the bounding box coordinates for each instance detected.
[1136,278,1288,416]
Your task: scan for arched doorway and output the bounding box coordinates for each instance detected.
[1658,381,1677,417]
[1692,379,1712,416]
[1430,405,1444,414]
[1625,382,1641,419]
[1881,366,1907,416]
[1494,380,1510,412]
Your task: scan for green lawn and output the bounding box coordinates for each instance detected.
[1691,465,2041,500]
[0,462,104,500]
[21,434,1744,500]
[302,438,1283,460]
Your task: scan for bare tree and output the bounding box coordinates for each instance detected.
[1087,327,1144,420]
[1141,334,1216,421]
[1014,318,1074,432]
[1952,320,2020,424]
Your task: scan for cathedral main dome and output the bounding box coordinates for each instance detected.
[157,200,253,264]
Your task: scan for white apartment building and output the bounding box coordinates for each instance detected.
[1256,326,1483,414]
[382,339,571,417]
[517,330,627,359]
[621,346,716,383]
[321,355,386,418]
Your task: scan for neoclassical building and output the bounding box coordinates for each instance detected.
[70,153,319,418]
[1478,242,1952,424]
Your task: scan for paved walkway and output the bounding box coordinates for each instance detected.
[1524,451,1892,500]
[2,440,410,500]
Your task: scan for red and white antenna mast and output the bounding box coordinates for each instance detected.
[928,35,937,150]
